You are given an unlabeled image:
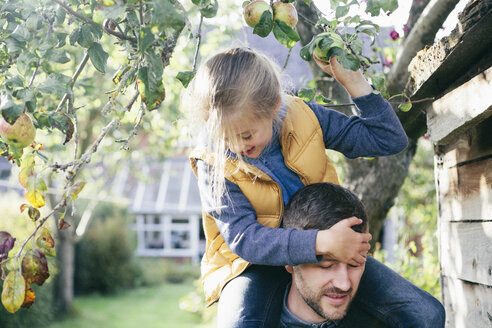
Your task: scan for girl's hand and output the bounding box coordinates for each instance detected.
[313,55,373,98]
[315,216,372,266]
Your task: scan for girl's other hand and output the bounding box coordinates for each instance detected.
[315,216,372,266]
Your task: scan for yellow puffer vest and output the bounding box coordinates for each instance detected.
[190,96,340,305]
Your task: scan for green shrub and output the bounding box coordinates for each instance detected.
[135,258,201,286]
[74,215,140,295]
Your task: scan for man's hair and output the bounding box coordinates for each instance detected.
[283,183,367,232]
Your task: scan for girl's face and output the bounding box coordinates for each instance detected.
[226,117,274,159]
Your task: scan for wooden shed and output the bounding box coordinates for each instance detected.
[406,1,492,326]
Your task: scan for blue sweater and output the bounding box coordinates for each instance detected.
[196,92,408,266]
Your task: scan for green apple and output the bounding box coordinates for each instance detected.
[313,45,330,62]
[243,0,272,28]
[312,32,345,62]
[0,113,36,148]
[273,1,298,28]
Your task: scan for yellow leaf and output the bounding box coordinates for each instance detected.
[1,271,26,314]
[18,154,35,188]
[102,0,115,6]
[25,190,45,208]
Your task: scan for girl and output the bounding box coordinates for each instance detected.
[183,47,444,328]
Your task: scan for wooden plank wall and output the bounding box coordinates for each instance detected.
[435,117,492,327]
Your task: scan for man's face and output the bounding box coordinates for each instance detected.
[287,256,365,322]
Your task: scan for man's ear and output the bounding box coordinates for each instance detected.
[285,265,294,274]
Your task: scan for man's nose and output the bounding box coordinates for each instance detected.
[332,266,351,292]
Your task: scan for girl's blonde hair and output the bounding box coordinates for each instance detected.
[183,47,286,211]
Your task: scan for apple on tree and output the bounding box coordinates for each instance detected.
[272,1,298,28]
[243,0,272,28]
[0,113,36,149]
[312,32,346,63]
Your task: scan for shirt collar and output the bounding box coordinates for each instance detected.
[280,283,340,328]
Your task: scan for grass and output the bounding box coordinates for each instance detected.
[47,282,216,328]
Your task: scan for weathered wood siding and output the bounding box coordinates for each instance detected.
[435,117,492,327]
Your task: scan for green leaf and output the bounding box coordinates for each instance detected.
[299,36,318,61]
[0,95,24,124]
[337,52,360,71]
[350,39,363,55]
[366,0,397,16]
[16,52,39,75]
[55,6,66,25]
[200,0,218,18]
[315,94,332,104]
[77,25,96,48]
[138,27,155,53]
[69,28,81,45]
[371,75,385,91]
[32,112,74,144]
[5,76,24,89]
[359,28,376,45]
[253,10,273,38]
[55,32,68,48]
[4,36,26,53]
[297,88,316,102]
[51,112,74,144]
[36,73,71,96]
[1,271,25,314]
[137,66,166,111]
[44,49,71,64]
[13,88,36,112]
[356,20,380,33]
[152,0,186,30]
[176,71,196,88]
[88,43,109,73]
[335,5,350,18]
[273,20,300,49]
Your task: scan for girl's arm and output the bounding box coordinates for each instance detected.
[197,160,318,266]
[311,56,408,157]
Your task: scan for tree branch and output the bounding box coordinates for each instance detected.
[56,52,90,112]
[51,0,99,27]
[193,15,204,71]
[386,0,462,95]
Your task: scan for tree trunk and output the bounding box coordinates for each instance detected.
[54,222,75,314]
[294,0,456,246]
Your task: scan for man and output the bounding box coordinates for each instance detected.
[280,182,445,328]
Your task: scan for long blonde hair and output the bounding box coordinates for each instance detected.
[183,47,286,211]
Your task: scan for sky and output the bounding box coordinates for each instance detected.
[312,0,469,40]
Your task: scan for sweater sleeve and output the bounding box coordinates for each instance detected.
[308,92,408,158]
[196,160,319,266]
